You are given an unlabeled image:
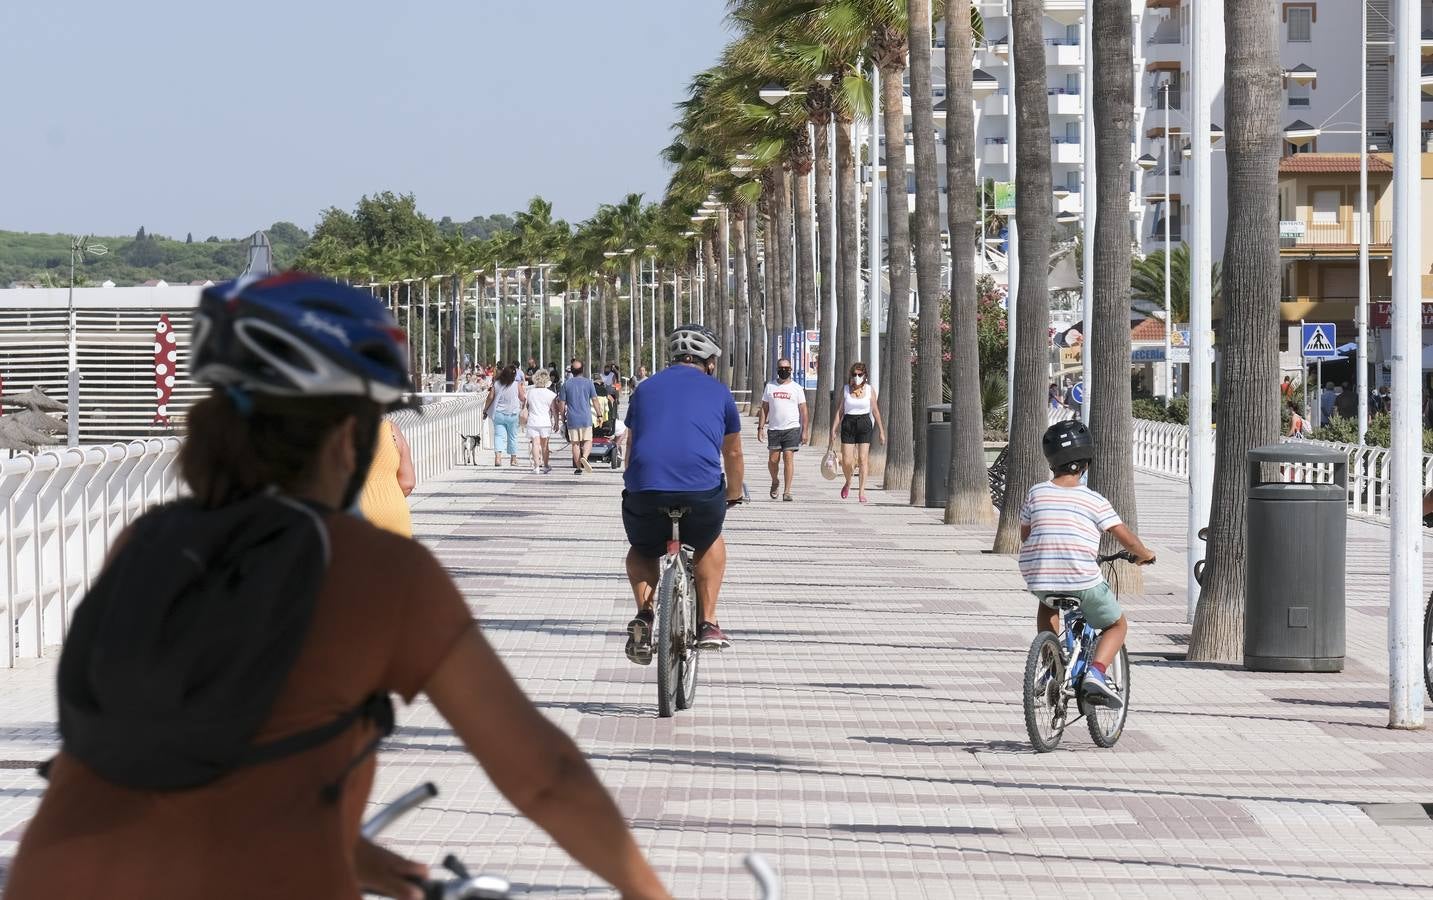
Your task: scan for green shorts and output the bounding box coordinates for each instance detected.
[1034,582,1123,630]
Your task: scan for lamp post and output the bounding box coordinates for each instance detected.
[1187,0,1214,623]
[65,235,107,446]
[1389,0,1424,729]
[1080,0,1095,423]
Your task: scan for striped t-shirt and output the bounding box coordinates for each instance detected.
[1018,481,1122,591]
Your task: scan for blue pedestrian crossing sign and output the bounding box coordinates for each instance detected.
[1069,381,1085,405]
[1301,323,1338,359]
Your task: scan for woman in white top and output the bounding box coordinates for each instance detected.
[828,361,886,503]
[525,369,559,473]
[483,364,526,467]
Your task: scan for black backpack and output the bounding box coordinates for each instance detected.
[54,492,392,802]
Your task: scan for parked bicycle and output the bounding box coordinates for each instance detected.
[1023,551,1138,753]
[652,487,747,718]
[363,782,782,899]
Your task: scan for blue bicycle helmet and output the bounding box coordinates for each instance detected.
[191,273,414,408]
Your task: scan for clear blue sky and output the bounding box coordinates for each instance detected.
[0,1,730,238]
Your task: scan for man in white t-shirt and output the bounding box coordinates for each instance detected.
[756,358,808,501]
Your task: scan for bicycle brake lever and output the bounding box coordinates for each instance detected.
[443,854,471,879]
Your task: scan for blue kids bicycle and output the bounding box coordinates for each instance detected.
[1023,551,1137,753]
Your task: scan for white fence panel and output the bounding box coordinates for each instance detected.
[0,394,483,667]
[1131,419,1431,523]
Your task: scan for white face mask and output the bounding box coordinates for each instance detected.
[853,374,866,385]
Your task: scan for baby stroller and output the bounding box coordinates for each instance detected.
[587,402,623,469]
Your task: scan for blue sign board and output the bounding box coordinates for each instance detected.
[1301,322,1338,359]
[1069,381,1085,406]
[1131,347,1166,363]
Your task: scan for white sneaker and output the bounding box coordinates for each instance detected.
[579,458,594,473]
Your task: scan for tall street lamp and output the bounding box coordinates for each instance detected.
[66,235,107,446]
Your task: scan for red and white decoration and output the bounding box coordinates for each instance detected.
[154,315,177,424]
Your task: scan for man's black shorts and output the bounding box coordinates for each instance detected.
[622,482,727,559]
[840,413,874,445]
[767,426,801,452]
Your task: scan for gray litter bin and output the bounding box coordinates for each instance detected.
[1243,443,1346,672]
[925,404,952,508]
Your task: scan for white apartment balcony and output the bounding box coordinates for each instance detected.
[975,1,1007,16]
[1044,0,1086,12]
[984,92,1009,116]
[1048,89,1082,116]
[1051,139,1082,165]
[1045,39,1083,67]
[984,139,1009,166]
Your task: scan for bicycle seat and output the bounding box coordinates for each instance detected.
[1041,594,1081,611]
[658,506,690,519]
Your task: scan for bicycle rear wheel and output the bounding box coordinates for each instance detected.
[655,561,686,718]
[1023,632,1067,753]
[675,560,700,710]
[1085,647,1130,747]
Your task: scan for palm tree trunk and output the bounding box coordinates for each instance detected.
[835,112,861,402]
[812,107,837,443]
[944,2,994,525]
[763,187,781,393]
[992,0,1054,553]
[909,0,943,506]
[775,167,795,353]
[877,44,916,492]
[746,205,767,410]
[732,207,751,395]
[793,144,817,339]
[1088,0,1141,590]
[1189,0,1283,661]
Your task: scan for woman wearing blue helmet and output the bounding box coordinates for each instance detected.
[7,274,670,900]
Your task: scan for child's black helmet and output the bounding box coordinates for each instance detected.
[1042,419,1094,469]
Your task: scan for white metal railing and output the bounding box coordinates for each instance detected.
[1130,418,1433,521]
[0,395,483,667]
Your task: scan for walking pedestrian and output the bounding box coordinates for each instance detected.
[1320,381,1336,423]
[757,357,808,501]
[1335,384,1355,420]
[525,369,558,473]
[484,364,524,467]
[358,419,416,537]
[633,365,649,388]
[1287,401,1310,438]
[556,358,597,473]
[828,361,886,504]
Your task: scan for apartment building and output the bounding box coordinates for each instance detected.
[1137,0,1433,261]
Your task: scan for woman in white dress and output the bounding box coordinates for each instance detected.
[525,369,559,473]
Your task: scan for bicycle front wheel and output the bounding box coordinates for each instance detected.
[1423,592,1433,702]
[1023,632,1067,753]
[1086,646,1131,748]
[675,560,700,710]
[655,561,684,718]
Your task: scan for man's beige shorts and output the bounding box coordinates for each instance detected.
[567,426,593,443]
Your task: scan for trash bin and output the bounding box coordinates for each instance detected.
[1243,443,1346,672]
[925,404,951,509]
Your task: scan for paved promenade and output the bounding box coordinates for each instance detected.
[2,421,1433,897]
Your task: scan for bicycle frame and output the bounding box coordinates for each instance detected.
[1048,606,1099,726]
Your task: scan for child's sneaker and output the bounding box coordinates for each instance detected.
[1081,668,1123,709]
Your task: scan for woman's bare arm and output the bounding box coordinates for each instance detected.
[424,628,669,899]
[391,424,416,496]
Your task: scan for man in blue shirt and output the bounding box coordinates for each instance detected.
[555,358,598,473]
[622,324,744,662]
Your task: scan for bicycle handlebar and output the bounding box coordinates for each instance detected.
[1099,550,1156,566]
[361,782,437,840]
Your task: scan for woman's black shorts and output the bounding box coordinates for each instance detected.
[840,413,874,445]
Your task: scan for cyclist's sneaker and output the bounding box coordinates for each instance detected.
[574,466,583,475]
[625,609,654,665]
[697,621,731,650]
[1081,668,1123,708]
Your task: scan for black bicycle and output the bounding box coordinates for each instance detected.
[652,488,747,718]
[364,783,782,898]
[1023,552,1145,753]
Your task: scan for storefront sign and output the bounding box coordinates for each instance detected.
[1132,346,1166,362]
[1369,302,1433,328]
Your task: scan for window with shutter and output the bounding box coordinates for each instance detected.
[1287,7,1313,42]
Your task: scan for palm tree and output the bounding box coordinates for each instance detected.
[992,0,1054,553]
[834,72,864,407]
[943,2,992,525]
[1189,0,1283,661]
[1087,0,1141,587]
[1130,243,1222,324]
[909,0,943,506]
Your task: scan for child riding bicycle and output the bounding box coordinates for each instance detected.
[1020,421,1155,708]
